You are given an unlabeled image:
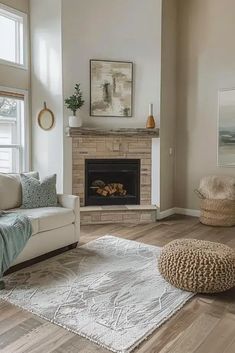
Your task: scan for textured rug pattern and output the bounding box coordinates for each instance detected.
[0,236,194,353]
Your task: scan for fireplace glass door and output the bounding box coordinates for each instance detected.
[85,159,140,206]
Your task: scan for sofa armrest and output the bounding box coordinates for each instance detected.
[57,194,79,210]
[57,194,80,242]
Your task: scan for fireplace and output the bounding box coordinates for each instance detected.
[85,159,140,206]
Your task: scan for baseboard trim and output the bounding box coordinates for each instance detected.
[157,208,175,220]
[174,208,201,218]
[157,207,200,220]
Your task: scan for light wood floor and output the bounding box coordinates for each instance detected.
[0,215,235,353]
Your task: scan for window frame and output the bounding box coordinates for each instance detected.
[0,3,28,70]
[0,86,30,173]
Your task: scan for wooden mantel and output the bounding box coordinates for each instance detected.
[66,127,160,138]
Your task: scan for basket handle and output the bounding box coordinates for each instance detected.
[194,189,205,199]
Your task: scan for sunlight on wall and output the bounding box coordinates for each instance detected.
[35,33,62,94]
[37,37,48,86]
[49,48,61,93]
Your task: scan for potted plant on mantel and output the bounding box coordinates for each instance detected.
[65,83,85,127]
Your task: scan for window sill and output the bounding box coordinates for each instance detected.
[0,58,28,71]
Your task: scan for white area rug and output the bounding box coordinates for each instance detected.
[0,236,194,353]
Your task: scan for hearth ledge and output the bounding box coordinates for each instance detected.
[80,205,158,225]
[81,205,157,212]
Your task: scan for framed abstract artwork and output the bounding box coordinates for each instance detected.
[90,59,133,117]
[218,89,235,166]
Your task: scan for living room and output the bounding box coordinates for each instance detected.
[0,0,235,352]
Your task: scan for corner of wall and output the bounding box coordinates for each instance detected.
[160,0,178,211]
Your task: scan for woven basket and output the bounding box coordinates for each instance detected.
[200,198,235,227]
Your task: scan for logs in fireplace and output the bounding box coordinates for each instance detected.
[85,159,140,206]
[91,180,127,197]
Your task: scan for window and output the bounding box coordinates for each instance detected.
[0,89,28,173]
[0,4,27,68]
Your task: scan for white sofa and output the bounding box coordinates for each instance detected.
[0,173,80,267]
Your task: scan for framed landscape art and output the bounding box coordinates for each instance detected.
[218,88,235,166]
[90,60,133,117]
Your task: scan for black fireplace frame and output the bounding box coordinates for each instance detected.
[85,159,141,206]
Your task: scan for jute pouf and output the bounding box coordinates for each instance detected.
[158,239,235,293]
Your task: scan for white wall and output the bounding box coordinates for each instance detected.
[30,0,64,192]
[176,0,235,210]
[62,0,162,193]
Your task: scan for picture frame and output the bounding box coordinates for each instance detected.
[217,88,235,167]
[90,59,133,117]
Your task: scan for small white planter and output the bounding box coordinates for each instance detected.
[68,114,82,128]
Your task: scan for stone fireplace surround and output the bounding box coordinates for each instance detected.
[67,127,159,224]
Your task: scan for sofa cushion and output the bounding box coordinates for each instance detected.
[27,217,39,236]
[11,207,75,234]
[0,172,39,210]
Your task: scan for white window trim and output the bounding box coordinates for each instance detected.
[0,3,28,70]
[0,86,30,172]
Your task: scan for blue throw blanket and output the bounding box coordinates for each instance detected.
[0,212,32,288]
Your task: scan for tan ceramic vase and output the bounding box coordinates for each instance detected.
[146,115,155,129]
